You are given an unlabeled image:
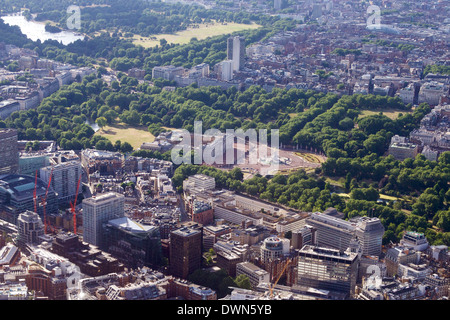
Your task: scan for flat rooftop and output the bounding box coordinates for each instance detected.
[172,226,201,237]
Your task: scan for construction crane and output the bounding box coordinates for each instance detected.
[69,175,82,235]
[33,171,38,213]
[45,219,58,234]
[39,168,53,234]
[269,258,292,298]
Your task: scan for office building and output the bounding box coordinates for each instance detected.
[236,262,270,289]
[189,63,210,78]
[0,129,19,175]
[183,174,215,194]
[51,232,124,277]
[311,3,323,19]
[166,277,217,300]
[102,217,163,268]
[400,231,429,251]
[216,250,243,277]
[291,225,317,250]
[388,142,419,161]
[227,36,245,72]
[0,243,20,267]
[214,240,249,277]
[274,0,283,10]
[18,153,50,176]
[424,274,450,298]
[80,149,124,176]
[40,160,82,203]
[397,262,431,281]
[105,282,166,300]
[355,217,385,256]
[306,212,384,256]
[0,174,58,224]
[152,65,185,81]
[16,210,45,246]
[260,236,289,264]
[26,265,67,300]
[398,83,417,105]
[0,100,20,120]
[418,81,447,106]
[82,192,125,247]
[169,222,202,279]
[297,245,359,297]
[305,212,355,252]
[231,224,269,246]
[26,246,82,300]
[385,246,420,277]
[188,200,214,226]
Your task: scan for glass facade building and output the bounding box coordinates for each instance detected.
[102,217,163,269]
[297,245,359,298]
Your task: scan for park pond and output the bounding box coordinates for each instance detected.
[1,14,84,45]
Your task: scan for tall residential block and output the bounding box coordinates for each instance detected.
[82,192,125,247]
[0,129,19,175]
[227,36,245,72]
[40,160,82,203]
[217,60,234,81]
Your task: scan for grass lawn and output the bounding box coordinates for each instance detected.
[358,108,412,120]
[95,123,155,150]
[379,194,402,201]
[325,176,345,188]
[131,21,261,48]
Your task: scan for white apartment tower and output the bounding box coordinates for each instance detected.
[82,192,125,247]
[217,60,234,81]
[227,36,245,72]
[40,160,82,202]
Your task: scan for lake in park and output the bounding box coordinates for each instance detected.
[1,14,84,45]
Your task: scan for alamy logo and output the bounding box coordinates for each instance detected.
[66,5,81,30]
[171,121,280,176]
[366,5,381,29]
[366,265,382,289]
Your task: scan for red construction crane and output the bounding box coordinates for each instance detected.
[70,175,82,235]
[40,168,53,234]
[33,170,38,213]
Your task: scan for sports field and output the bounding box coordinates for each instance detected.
[131,21,261,48]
